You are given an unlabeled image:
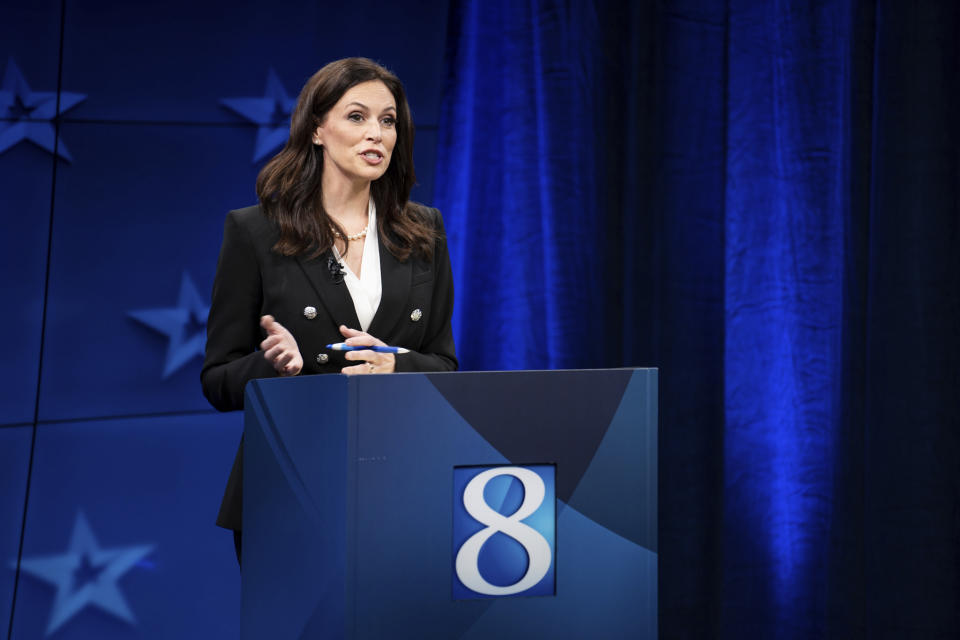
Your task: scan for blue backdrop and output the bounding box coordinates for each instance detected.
[1,0,448,638]
[3,0,958,638]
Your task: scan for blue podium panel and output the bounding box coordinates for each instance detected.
[0,138,52,426]
[11,412,242,639]
[60,0,448,125]
[0,426,32,640]
[244,368,657,639]
[38,121,259,421]
[242,375,352,639]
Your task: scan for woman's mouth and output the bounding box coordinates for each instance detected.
[360,151,384,164]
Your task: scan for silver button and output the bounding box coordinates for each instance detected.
[410,308,423,322]
[316,353,329,364]
[303,306,317,320]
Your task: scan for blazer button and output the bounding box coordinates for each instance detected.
[316,353,329,364]
[410,308,423,322]
[303,306,317,320]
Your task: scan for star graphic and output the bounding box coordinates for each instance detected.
[220,67,296,162]
[128,271,209,379]
[14,511,155,636]
[0,58,86,161]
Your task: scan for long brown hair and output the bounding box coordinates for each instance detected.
[256,57,437,260]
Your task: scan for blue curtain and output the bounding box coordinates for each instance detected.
[434,0,960,638]
[433,1,609,370]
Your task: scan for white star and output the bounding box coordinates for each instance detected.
[15,511,155,636]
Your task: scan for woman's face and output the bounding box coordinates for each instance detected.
[315,80,398,187]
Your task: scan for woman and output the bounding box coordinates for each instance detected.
[201,58,457,563]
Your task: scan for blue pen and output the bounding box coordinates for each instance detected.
[326,343,410,354]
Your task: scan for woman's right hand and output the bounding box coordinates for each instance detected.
[259,315,303,376]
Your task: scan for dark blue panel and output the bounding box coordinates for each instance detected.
[0,426,32,640]
[427,369,634,501]
[567,369,658,551]
[0,136,52,426]
[39,122,260,420]
[11,412,241,639]
[61,0,447,125]
[61,0,321,124]
[0,0,59,430]
[0,2,61,95]
[242,375,351,640]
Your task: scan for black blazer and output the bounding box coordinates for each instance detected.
[202,203,457,530]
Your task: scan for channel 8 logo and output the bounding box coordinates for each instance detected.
[452,465,556,599]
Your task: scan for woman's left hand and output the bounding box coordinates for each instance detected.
[338,325,396,375]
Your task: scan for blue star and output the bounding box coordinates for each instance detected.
[14,511,155,636]
[220,67,296,162]
[220,68,297,162]
[128,271,210,379]
[0,58,86,161]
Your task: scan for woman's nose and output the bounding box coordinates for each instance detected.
[365,122,382,141]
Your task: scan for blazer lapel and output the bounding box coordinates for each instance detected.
[367,239,411,339]
[296,249,362,330]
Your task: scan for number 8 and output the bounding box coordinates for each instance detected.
[455,467,552,595]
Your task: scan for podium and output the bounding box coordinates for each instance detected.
[243,368,657,639]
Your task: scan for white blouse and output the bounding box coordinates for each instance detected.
[331,199,381,332]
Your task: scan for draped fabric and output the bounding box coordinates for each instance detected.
[433,0,605,370]
[434,0,960,638]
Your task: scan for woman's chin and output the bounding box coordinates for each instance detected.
[357,165,390,182]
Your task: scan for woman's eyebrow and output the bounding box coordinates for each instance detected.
[344,102,397,112]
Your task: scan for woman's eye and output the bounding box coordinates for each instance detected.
[348,112,363,122]
[381,117,396,127]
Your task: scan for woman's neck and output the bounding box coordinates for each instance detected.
[322,175,371,230]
